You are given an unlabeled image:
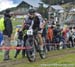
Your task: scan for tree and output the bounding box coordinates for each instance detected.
[37,3,48,18]
[41,0,75,5]
[41,0,60,5]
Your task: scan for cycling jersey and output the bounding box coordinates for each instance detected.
[24,13,43,31]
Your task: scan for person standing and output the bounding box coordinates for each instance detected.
[3,9,13,61]
[14,28,23,58]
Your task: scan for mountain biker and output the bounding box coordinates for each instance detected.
[22,9,46,57]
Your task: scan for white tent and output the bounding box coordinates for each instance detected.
[51,5,64,11]
[58,10,64,13]
[70,8,75,12]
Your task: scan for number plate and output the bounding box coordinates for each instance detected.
[27,29,33,35]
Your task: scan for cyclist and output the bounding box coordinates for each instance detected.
[22,9,46,57]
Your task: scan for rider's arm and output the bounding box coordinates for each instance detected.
[22,19,26,31]
[40,18,48,29]
[41,20,48,29]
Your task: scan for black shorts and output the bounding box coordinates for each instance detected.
[33,28,43,34]
[69,37,72,41]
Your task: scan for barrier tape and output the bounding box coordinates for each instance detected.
[0,43,59,50]
[0,42,72,50]
[45,42,70,45]
[0,46,32,50]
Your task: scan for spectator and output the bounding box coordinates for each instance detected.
[47,25,53,42]
[3,9,13,61]
[14,28,23,58]
[68,27,74,47]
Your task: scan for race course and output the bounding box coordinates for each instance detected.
[0,48,75,67]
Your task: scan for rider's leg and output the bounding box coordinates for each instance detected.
[38,33,44,50]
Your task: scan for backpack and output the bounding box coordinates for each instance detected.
[0,17,5,31]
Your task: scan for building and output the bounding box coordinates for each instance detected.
[64,8,75,27]
[48,5,65,23]
[0,1,33,17]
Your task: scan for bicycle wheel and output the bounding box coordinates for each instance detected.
[25,37,36,62]
[34,38,39,52]
[39,37,46,59]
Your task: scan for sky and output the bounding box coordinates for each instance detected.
[0,0,41,11]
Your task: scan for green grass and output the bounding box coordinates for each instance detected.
[0,49,25,61]
[11,19,23,40]
[0,48,75,67]
[13,48,75,67]
[12,19,22,34]
[1,19,75,67]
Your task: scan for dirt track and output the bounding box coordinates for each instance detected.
[0,49,75,67]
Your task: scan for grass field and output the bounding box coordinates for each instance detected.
[12,19,22,33]
[1,19,75,67]
[0,48,75,67]
[11,19,22,40]
[12,48,75,67]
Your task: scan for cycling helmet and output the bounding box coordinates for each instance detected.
[28,9,36,14]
